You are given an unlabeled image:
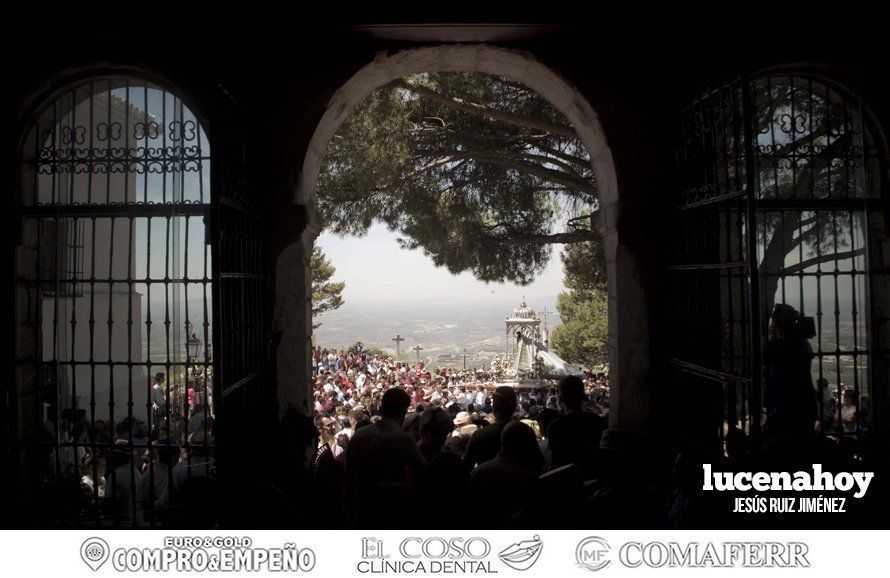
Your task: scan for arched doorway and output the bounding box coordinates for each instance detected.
[279,45,651,429]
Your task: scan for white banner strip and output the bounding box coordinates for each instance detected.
[2,529,887,577]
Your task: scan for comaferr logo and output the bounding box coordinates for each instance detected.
[575,538,810,570]
[576,537,611,572]
[618,542,809,568]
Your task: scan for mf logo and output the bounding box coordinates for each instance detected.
[576,537,611,572]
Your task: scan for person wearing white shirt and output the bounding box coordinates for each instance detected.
[475,387,487,409]
[463,389,475,409]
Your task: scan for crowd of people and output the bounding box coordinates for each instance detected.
[294,333,880,529]
[41,369,215,526]
[306,343,613,527]
[33,319,882,529]
[311,343,609,426]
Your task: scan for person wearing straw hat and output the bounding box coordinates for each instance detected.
[452,411,470,436]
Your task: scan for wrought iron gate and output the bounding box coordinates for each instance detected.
[12,76,269,526]
[209,100,271,461]
[669,72,889,450]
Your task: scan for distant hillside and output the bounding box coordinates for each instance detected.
[312,296,562,363]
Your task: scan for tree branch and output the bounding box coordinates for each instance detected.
[469,152,597,196]
[404,149,596,196]
[335,148,596,201]
[493,230,597,244]
[392,78,579,140]
[529,143,591,168]
[774,248,866,277]
[510,151,584,175]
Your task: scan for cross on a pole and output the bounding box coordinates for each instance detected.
[412,345,424,364]
[392,334,405,360]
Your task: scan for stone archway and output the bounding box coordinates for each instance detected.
[279,44,650,430]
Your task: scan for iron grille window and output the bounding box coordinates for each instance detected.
[670,73,889,449]
[15,77,215,526]
[38,218,85,297]
[751,75,880,437]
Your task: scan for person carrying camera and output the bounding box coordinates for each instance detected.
[763,303,819,439]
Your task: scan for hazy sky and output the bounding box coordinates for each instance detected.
[316,224,566,304]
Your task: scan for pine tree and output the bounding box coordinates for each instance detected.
[318,72,598,285]
[311,246,345,328]
[549,241,609,368]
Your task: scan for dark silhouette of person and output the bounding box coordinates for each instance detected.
[345,387,425,527]
[763,303,818,440]
[469,420,544,527]
[413,407,470,520]
[237,404,326,529]
[463,386,517,468]
[416,406,452,463]
[309,414,346,525]
[583,429,665,528]
[547,375,606,477]
[150,372,167,430]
